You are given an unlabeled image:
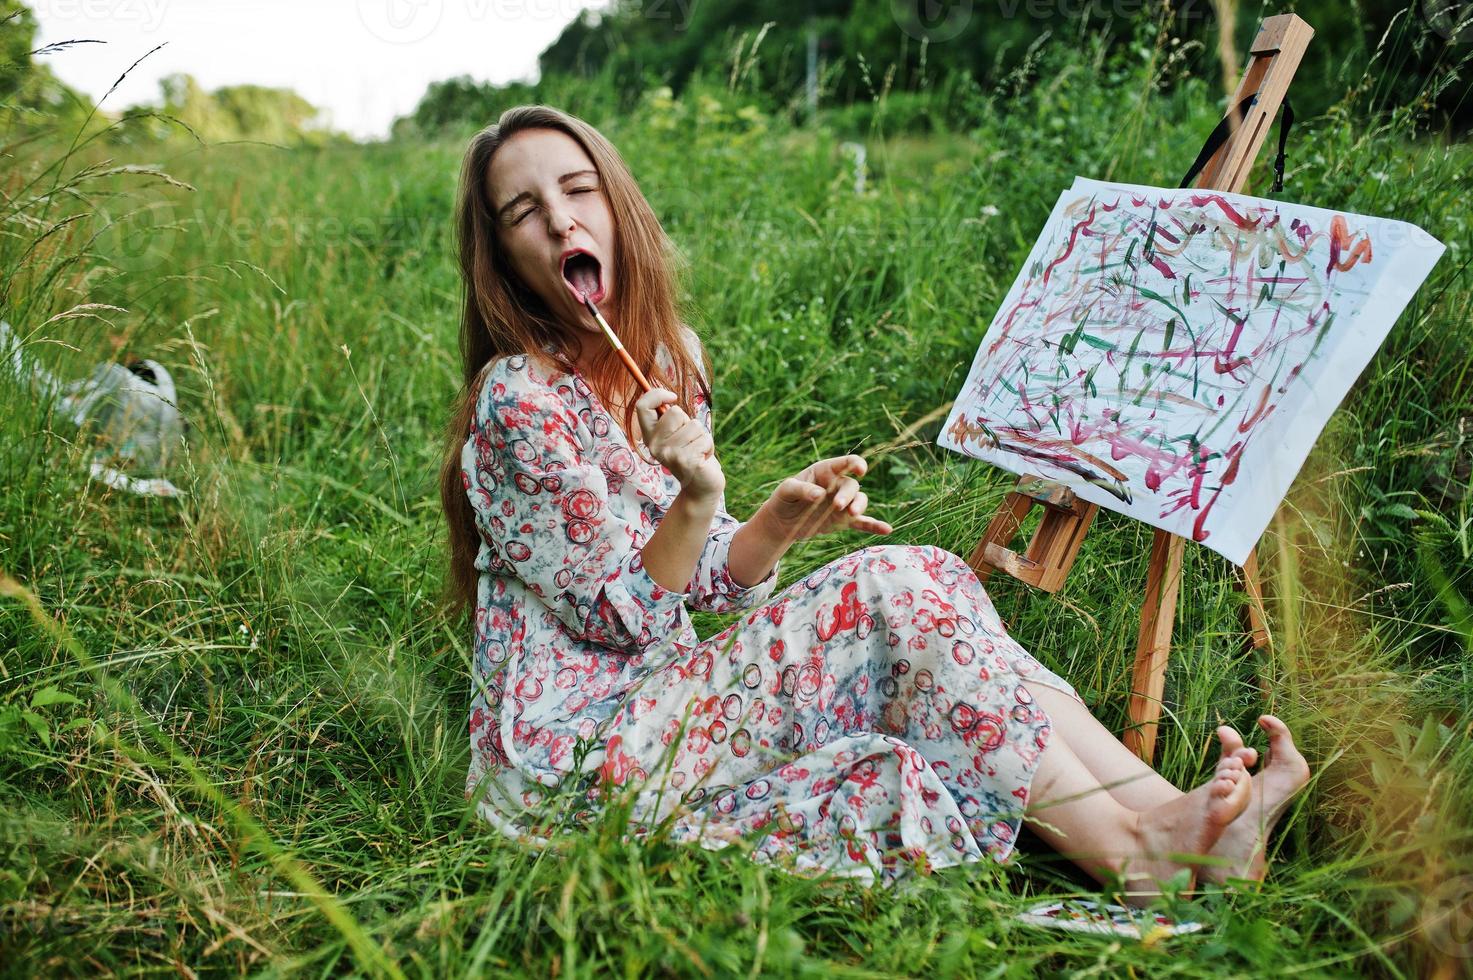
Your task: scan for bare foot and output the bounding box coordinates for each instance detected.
[1200,714,1310,885]
[1120,740,1253,907]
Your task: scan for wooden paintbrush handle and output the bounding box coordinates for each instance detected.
[586,299,675,416]
[615,347,671,416]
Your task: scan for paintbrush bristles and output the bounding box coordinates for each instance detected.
[582,295,625,351]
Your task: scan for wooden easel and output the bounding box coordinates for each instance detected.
[967,13,1314,762]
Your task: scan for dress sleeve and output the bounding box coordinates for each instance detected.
[680,330,782,613]
[463,356,690,654]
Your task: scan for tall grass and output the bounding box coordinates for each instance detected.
[2,10,1471,976]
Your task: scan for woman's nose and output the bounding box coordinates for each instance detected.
[546,202,577,238]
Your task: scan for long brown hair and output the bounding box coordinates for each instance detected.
[438,104,711,619]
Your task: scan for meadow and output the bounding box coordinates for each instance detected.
[2,21,1472,977]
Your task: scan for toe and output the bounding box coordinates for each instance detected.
[1211,759,1247,797]
[1258,714,1291,743]
[1258,715,1311,783]
[1222,767,1252,807]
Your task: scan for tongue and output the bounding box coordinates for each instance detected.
[566,258,600,299]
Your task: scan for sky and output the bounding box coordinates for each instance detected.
[30,0,605,140]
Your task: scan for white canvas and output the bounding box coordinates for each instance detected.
[939,177,1446,565]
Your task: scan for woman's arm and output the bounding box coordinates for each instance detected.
[640,487,720,594]
[468,358,691,655]
[726,508,788,588]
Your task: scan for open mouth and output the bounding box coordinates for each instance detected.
[561,250,605,305]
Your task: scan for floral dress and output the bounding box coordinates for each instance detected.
[460,336,1083,886]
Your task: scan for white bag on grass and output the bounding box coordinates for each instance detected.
[1,320,186,497]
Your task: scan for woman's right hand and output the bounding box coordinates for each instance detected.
[635,388,725,501]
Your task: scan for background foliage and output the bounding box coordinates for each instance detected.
[2,0,1471,975]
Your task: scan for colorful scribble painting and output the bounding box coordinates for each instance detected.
[939,177,1445,565]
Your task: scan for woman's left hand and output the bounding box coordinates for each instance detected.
[757,454,894,543]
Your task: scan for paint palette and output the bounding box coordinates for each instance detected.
[1017,899,1205,939]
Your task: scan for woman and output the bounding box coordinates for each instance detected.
[439,105,1309,900]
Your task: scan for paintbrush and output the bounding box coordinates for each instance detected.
[581,293,671,416]
[582,293,868,532]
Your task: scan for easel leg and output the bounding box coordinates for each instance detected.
[1124,530,1186,762]
[1237,549,1271,651]
[968,492,1031,583]
[1235,549,1272,702]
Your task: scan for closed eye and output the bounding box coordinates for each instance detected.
[508,185,597,224]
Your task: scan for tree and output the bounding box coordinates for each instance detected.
[0,0,38,103]
[128,72,336,145]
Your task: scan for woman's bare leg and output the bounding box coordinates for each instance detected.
[1024,682,1180,810]
[1024,683,1310,885]
[1024,720,1252,906]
